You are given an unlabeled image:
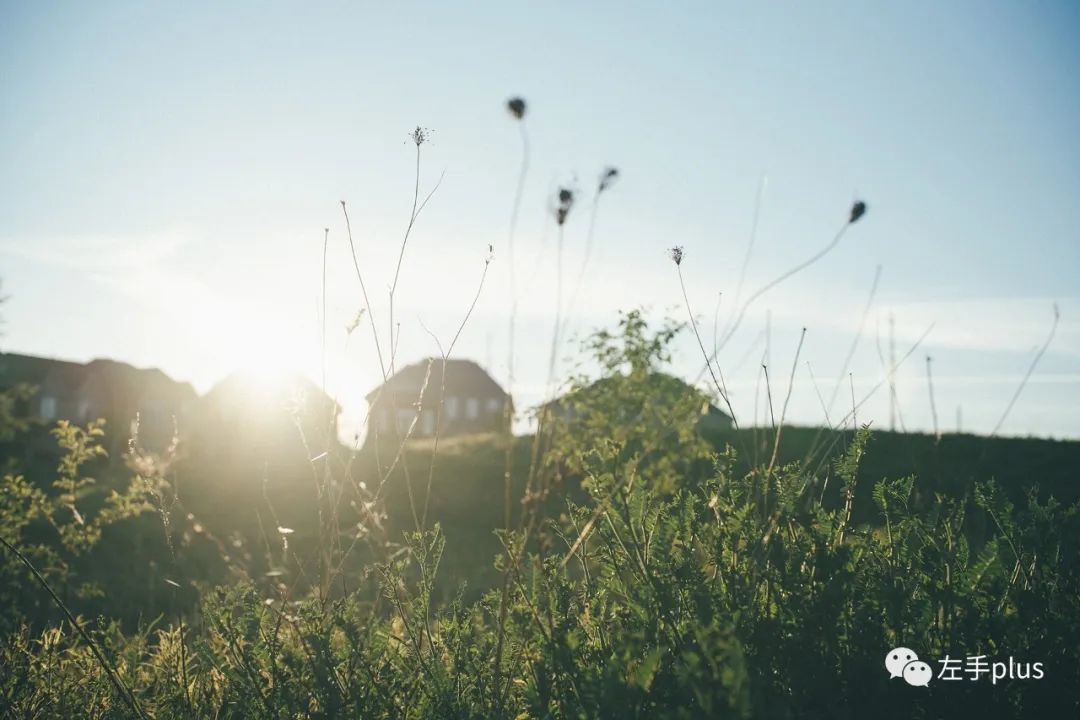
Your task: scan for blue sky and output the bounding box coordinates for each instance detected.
[1,0,1078,439]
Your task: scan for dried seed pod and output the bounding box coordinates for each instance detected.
[598,166,619,193]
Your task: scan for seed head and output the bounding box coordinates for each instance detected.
[345,308,366,334]
[668,246,684,266]
[554,187,575,226]
[507,97,526,120]
[596,167,622,193]
[598,166,619,193]
[849,200,867,224]
[408,126,431,146]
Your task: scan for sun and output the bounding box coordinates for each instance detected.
[184,289,321,394]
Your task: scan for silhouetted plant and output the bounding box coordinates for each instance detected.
[3,316,1076,717]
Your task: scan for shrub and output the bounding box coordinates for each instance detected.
[1,317,1077,718]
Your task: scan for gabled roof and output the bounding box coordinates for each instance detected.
[204,371,339,415]
[366,359,508,404]
[543,371,730,420]
[0,352,196,402]
[0,352,86,390]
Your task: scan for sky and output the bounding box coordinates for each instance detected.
[1,0,1078,440]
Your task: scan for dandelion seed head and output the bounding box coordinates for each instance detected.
[849,200,867,224]
[668,246,684,266]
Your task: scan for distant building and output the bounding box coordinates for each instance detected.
[0,352,196,453]
[365,359,511,439]
[193,372,340,451]
[541,371,733,433]
[179,373,341,529]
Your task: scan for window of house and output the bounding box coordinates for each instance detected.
[396,408,414,434]
[465,397,479,420]
[40,396,57,420]
[420,409,435,436]
[77,400,92,422]
[445,396,459,420]
[486,397,501,413]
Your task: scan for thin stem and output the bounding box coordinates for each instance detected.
[420,256,493,528]
[562,186,607,344]
[387,146,445,375]
[926,355,940,440]
[889,313,897,430]
[720,173,767,343]
[714,218,851,360]
[849,373,857,428]
[389,143,422,374]
[547,225,565,389]
[0,536,147,719]
[677,265,739,430]
[826,264,882,414]
[341,201,387,381]
[767,327,806,473]
[503,120,529,533]
[321,227,329,393]
[990,303,1059,437]
[763,364,776,430]
[178,612,193,714]
[803,322,935,472]
[711,292,723,358]
[494,120,530,711]
[806,361,832,427]
[875,314,907,433]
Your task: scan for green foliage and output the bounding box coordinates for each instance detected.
[1,318,1078,717]
[0,382,34,442]
[0,412,151,634]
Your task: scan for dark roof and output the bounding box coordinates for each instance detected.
[0,352,196,401]
[366,359,508,404]
[543,371,730,420]
[0,352,86,389]
[203,371,339,416]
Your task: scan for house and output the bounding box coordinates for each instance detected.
[178,373,341,529]
[540,371,732,433]
[0,352,197,454]
[193,372,340,451]
[365,359,511,440]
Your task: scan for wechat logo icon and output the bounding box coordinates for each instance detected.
[886,647,931,687]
